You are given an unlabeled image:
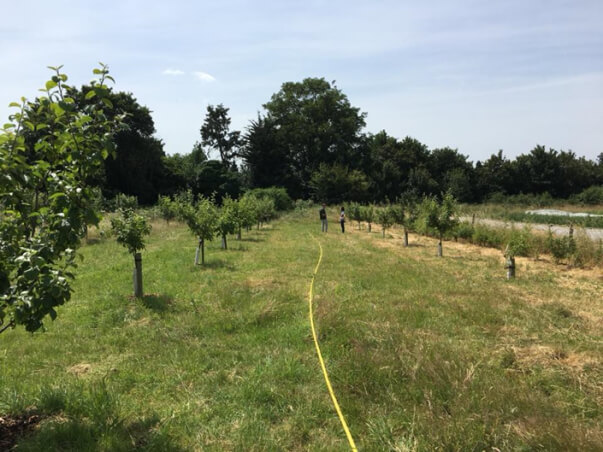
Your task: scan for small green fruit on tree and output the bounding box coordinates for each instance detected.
[0,64,123,334]
[111,208,151,297]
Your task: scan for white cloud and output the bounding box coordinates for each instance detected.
[163,68,185,75]
[194,71,216,82]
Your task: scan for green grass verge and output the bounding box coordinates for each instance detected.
[1,209,601,450]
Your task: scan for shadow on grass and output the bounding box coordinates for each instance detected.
[9,382,186,451]
[142,294,174,312]
[193,260,236,271]
[84,237,105,246]
[12,413,185,451]
[239,237,265,243]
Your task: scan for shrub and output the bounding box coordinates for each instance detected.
[112,193,138,211]
[507,226,533,257]
[571,185,603,205]
[247,187,293,211]
[570,228,600,267]
[472,225,505,249]
[455,222,475,241]
[294,199,314,210]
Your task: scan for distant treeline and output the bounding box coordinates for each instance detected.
[81,78,602,205]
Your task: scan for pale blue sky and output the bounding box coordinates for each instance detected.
[2,0,602,162]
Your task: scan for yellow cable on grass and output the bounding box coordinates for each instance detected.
[308,236,358,451]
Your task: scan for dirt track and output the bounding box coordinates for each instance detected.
[461,217,603,241]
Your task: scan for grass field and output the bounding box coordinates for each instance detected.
[1,208,602,451]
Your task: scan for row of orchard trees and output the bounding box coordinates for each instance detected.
[347,193,458,257]
[106,191,279,300]
[158,191,277,265]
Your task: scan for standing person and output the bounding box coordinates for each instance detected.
[319,204,328,232]
[339,206,345,233]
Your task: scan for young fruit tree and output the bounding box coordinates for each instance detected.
[376,206,395,238]
[348,202,362,230]
[239,194,259,234]
[111,208,152,297]
[396,195,419,247]
[361,204,375,232]
[179,197,217,265]
[419,193,458,257]
[256,197,276,229]
[216,202,237,250]
[157,195,177,225]
[222,195,244,240]
[0,64,123,334]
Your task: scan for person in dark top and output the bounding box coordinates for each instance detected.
[339,206,345,233]
[319,204,328,232]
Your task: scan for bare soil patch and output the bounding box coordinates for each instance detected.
[0,414,43,451]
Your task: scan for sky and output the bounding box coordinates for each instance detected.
[2,0,602,163]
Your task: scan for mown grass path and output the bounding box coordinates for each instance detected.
[1,209,601,451]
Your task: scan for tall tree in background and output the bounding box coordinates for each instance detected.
[366,132,434,201]
[163,141,208,194]
[260,77,367,198]
[200,104,241,167]
[77,89,169,204]
[240,115,293,191]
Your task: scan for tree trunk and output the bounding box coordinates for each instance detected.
[437,235,443,257]
[382,228,385,238]
[221,235,227,250]
[237,227,242,240]
[133,253,143,298]
[506,256,516,279]
[201,239,205,265]
[195,239,202,265]
[368,223,371,232]
[403,229,409,247]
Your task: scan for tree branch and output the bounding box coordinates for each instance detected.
[0,320,15,335]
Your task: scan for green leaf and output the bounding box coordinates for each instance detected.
[3,123,15,129]
[45,80,57,90]
[93,68,102,74]
[24,121,35,131]
[101,98,113,108]
[85,90,96,100]
[9,102,20,108]
[50,103,65,117]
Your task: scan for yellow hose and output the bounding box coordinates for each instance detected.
[308,236,358,451]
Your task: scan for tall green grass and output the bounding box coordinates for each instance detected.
[1,208,601,450]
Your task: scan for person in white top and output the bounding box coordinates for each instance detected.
[339,206,345,233]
